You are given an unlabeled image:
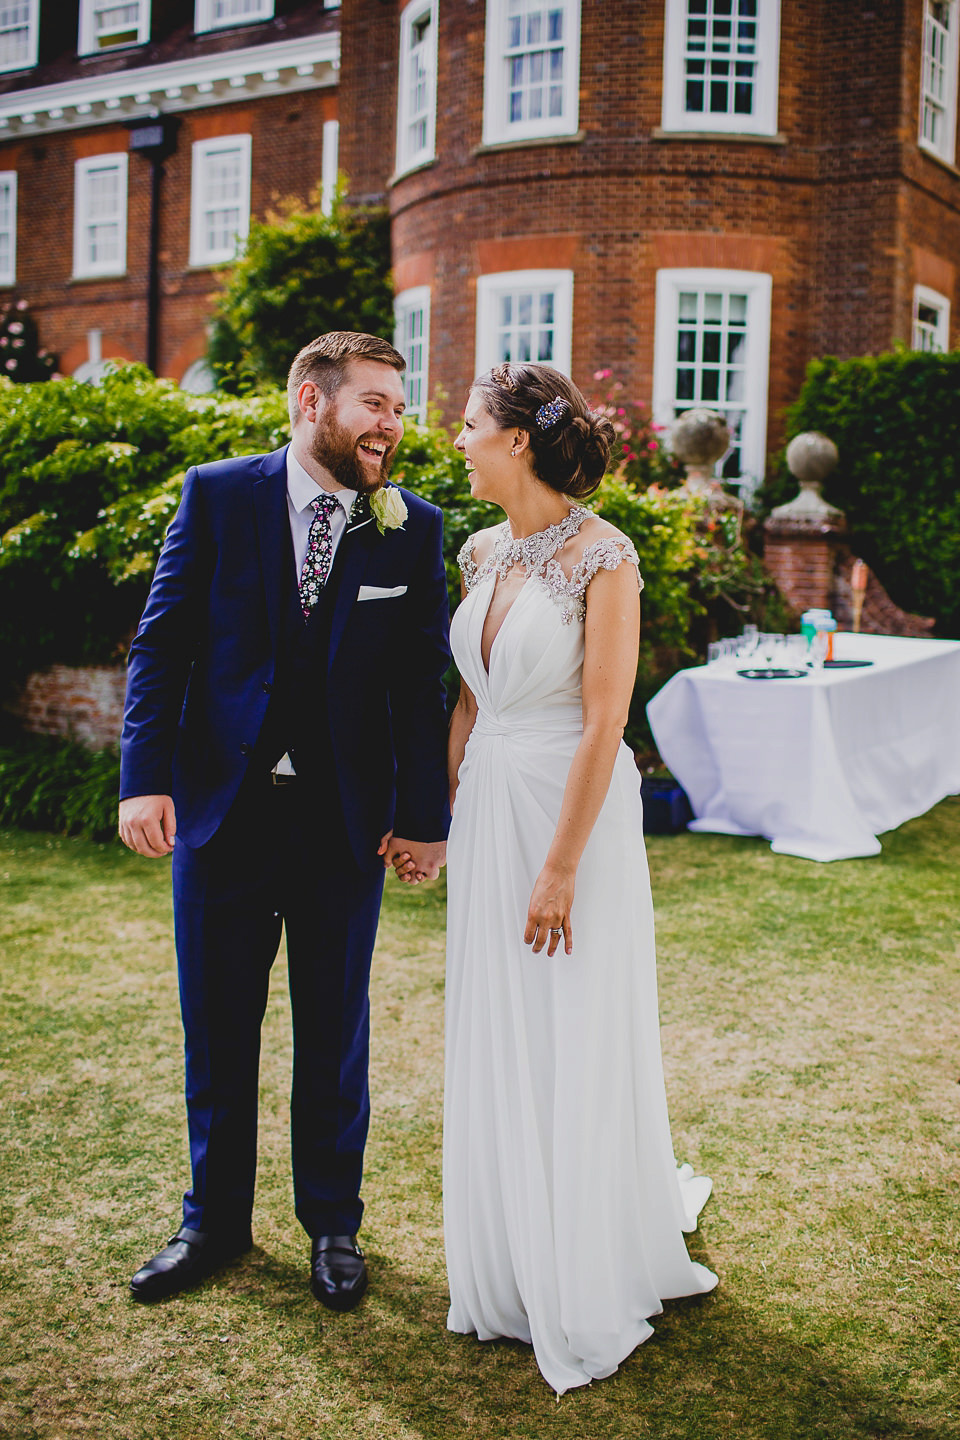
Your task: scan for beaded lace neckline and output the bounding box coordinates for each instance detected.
[489,506,591,581]
[457,507,642,626]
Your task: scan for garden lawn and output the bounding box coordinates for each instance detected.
[1,801,958,1440]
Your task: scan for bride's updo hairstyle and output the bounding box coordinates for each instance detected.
[470,362,616,500]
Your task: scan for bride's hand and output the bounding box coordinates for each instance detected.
[524,865,574,956]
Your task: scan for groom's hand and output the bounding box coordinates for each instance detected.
[382,836,446,884]
[119,795,177,857]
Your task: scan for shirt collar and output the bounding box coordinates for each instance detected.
[286,444,357,519]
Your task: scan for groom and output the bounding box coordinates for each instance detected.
[118,331,450,1309]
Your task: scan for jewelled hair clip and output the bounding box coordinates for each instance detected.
[535,396,571,431]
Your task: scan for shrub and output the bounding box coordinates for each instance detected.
[0,731,120,839]
[208,193,394,392]
[0,298,57,383]
[757,348,960,636]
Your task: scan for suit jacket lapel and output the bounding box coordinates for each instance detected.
[252,445,291,654]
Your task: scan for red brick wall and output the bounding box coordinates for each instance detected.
[9,665,126,750]
[0,88,338,383]
[341,0,960,439]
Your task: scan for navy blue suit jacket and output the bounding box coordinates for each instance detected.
[120,445,452,861]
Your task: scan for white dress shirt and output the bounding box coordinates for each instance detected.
[275,447,358,776]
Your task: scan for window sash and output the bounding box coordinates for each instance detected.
[190,136,252,266]
[0,171,16,285]
[0,0,37,72]
[80,0,148,51]
[394,287,431,419]
[654,268,771,492]
[194,0,272,32]
[475,269,574,376]
[73,155,128,277]
[912,285,951,352]
[662,0,780,136]
[396,1,438,174]
[920,0,958,161]
[483,0,580,144]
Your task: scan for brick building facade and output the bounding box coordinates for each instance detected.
[342,0,960,490]
[0,0,340,388]
[0,1,957,495]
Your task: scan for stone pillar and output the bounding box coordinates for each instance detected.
[763,432,847,615]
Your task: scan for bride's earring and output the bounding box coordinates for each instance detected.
[511,447,518,457]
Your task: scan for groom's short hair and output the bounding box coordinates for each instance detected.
[288,332,406,429]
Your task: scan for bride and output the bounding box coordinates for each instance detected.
[441,361,717,1394]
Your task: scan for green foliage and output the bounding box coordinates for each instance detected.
[586,369,684,489]
[0,366,289,678]
[208,192,395,392]
[0,298,57,383]
[757,348,960,636]
[0,732,119,839]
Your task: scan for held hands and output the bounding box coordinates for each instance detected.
[379,833,447,884]
[118,795,177,857]
[524,862,574,956]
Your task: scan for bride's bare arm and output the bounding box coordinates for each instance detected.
[525,558,641,957]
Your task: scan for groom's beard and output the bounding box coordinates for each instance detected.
[309,410,398,494]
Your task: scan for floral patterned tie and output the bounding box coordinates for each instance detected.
[298,492,342,619]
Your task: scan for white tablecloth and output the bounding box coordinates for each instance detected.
[646,634,960,861]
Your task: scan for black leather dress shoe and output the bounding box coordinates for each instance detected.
[129,1226,253,1303]
[310,1235,368,1312]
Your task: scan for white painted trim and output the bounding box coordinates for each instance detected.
[195,0,274,34]
[661,0,781,137]
[394,285,431,420]
[0,0,39,75]
[78,0,152,56]
[0,170,17,287]
[918,0,959,166]
[72,152,128,279]
[321,118,339,216]
[189,133,252,268]
[0,31,339,136]
[482,0,581,146]
[912,282,952,351]
[395,0,438,177]
[475,268,574,378]
[653,267,772,489]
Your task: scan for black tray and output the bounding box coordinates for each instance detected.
[736,667,809,679]
[823,659,874,668]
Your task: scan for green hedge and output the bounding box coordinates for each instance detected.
[0,366,790,760]
[0,731,120,840]
[759,348,960,637]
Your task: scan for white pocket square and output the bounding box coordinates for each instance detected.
[357,584,408,601]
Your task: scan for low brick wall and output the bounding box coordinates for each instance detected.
[9,665,126,750]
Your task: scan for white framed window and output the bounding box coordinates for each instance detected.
[194,0,273,33]
[661,0,781,136]
[912,284,951,351]
[919,0,958,165]
[653,268,772,492]
[475,269,574,376]
[73,154,128,279]
[396,0,438,176]
[189,135,252,267]
[321,119,339,217]
[394,287,431,420]
[483,0,581,146]
[0,172,16,286]
[0,0,39,73]
[78,0,150,53]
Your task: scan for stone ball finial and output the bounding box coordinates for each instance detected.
[785,431,839,485]
[669,407,731,468]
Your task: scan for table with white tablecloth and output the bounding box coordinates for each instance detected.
[646,634,960,861]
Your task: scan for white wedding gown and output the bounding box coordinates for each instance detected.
[444,513,718,1395]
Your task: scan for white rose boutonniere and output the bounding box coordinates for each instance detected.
[370,485,408,535]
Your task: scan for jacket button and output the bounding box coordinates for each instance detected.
[262,680,273,694]
[240,743,252,756]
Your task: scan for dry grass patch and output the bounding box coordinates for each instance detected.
[1,804,959,1439]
